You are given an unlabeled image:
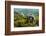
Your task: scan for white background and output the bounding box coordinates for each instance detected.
[0,0,46,36]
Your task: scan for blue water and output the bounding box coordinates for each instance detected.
[14,8,39,16]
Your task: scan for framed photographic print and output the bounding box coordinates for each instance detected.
[5,1,45,35]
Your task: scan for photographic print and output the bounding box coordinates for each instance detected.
[14,8,39,27]
[5,1,45,35]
